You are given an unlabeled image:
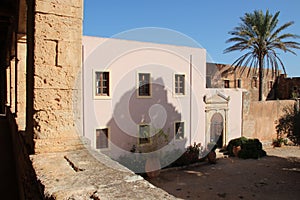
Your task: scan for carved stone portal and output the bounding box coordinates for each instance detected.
[204,91,229,148]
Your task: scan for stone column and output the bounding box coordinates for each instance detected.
[32,0,83,153]
[16,35,27,131]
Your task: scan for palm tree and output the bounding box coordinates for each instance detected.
[224,10,300,101]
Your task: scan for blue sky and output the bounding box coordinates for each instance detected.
[83,0,300,76]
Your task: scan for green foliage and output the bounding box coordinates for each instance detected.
[224,10,300,101]
[238,139,267,159]
[141,128,169,153]
[168,143,204,167]
[276,103,300,145]
[272,137,284,147]
[226,136,248,156]
[227,137,266,159]
[117,142,205,173]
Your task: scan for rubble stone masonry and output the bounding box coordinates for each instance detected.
[32,0,84,153]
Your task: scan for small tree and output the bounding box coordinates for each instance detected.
[276,101,300,145]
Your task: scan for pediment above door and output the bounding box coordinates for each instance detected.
[203,91,230,104]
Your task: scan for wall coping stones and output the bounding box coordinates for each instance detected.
[30,144,177,199]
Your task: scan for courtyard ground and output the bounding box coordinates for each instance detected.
[147,146,300,200]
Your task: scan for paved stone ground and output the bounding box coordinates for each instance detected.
[147,146,300,200]
[0,117,19,200]
[31,143,177,199]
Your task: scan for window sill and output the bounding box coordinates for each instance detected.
[94,95,112,100]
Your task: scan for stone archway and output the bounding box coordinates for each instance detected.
[210,113,223,148]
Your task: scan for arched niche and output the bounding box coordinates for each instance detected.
[204,91,229,148]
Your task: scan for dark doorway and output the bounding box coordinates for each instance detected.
[210,113,223,148]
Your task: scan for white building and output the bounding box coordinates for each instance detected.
[82,36,243,161]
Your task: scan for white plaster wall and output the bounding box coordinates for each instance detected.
[82,36,206,158]
[224,89,243,141]
[205,88,243,143]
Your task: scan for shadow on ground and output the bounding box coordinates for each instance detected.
[147,147,300,200]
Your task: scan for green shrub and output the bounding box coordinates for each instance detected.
[227,137,266,159]
[272,137,284,147]
[276,103,300,145]
[238,138,266,159]
[226,136,248,156]
[169,143,204,167]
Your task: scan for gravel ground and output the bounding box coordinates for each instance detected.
[147,145,300,200]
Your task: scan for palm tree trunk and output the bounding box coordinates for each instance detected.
[258,56,264,101]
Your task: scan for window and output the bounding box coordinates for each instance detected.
[138,73,151,96]
[175,74,185,95]
[269,81,273,89]
[252,77,258,88]
[206,75,212,88]
[95,71,109,96]
[96,128,109,149]
[175,122,184,140]
[139,124,150,144]
[224,80,230,88]
[237,79,242,88]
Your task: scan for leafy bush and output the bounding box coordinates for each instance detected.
[272,137,284,147]
[226,136,248,156]
[117,142,207,173]
[227,137,266,159]
[168,143,204,167]
[238,139,266,159]
[276,103,300,145]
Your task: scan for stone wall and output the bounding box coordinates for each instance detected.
[277,74,300,99]
[2,0,179,199]
[31,0,84,153]
[207,63,278,101]
[242,92,295,143]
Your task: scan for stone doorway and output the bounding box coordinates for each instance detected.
[204,91,229,148]
[210,113,223,148]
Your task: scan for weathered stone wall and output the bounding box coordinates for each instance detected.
[242,92,295,143]
[277,74,300,99]
[7,0,178,199]
[32,0,83,153]
[207,63,278,101]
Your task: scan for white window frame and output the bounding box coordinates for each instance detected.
[174,121,185,140]
[174,73,186,96]
[93,70,111,99]
[138,124,151,145]
[137,72,152,98]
